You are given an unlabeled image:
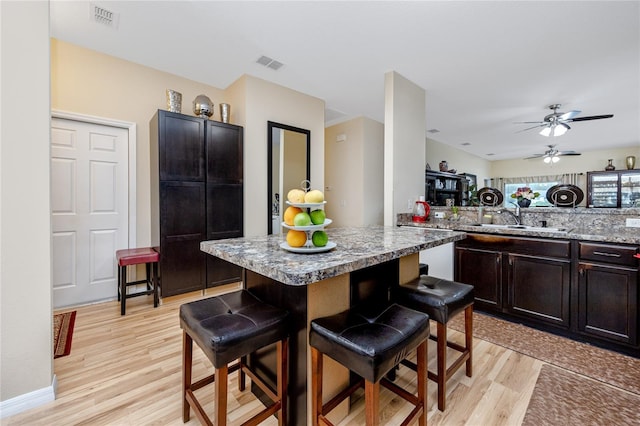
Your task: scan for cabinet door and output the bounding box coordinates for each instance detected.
[159,182,206,296]
[206,121,243,183]
[578,262,638,346]
[158,111,205,182]
[620,171,640,207]
[508,254,571,328]
[455,247,502,310]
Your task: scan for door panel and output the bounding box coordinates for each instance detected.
[51,118,129,308]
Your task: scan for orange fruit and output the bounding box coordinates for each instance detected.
[283,206,303,225]
[286,230,308,247]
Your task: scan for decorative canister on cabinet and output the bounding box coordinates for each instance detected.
[220,103,230,123]
[166,89,182,113]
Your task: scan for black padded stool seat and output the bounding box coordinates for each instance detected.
[310,303,429,426]
[180,290,289,426]
[393,275,474,411]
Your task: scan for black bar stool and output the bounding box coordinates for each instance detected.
[309,302,430,426]
[393,275,474,411]
[180,290,289,426]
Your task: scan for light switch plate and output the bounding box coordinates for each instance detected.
[626,218,640,227]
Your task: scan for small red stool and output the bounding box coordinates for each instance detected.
[116,247,159,315]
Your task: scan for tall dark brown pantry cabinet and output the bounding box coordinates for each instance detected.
[150,110,243,297]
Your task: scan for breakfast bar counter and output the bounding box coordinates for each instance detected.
[201,225,466,425]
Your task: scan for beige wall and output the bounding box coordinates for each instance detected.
[227,75,325,236]
[490,146,640,178]
[1,0,53,404]
[51,38,226,247]
[384,71,426,224]
[426,137,492,187]
[325,117,384,227]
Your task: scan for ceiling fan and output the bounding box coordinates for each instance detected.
[516,104,614,137]
[525,144,581,163]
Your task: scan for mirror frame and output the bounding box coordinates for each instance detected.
[267,121,311,234]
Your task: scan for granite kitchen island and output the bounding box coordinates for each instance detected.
[201,225,466,425]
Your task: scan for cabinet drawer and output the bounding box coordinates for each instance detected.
[579,242,639,267]
[457,233,570,258]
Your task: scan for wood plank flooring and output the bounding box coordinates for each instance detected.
[4,283,544,425]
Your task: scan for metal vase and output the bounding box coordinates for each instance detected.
[626,155,636,170]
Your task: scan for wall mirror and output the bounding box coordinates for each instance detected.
[267,121,311,234]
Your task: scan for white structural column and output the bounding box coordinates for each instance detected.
[383,71,426,226]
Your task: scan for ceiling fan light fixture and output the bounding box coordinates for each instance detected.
[553,123,569,137]
[552,155,560,163]
[539,126,552,137]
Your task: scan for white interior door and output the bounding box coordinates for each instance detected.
[51,118,129,308]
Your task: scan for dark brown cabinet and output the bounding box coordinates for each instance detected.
[587,169,640,208]
[150,110,243,297]
[578,242,639,346]
[455,246,502,310]
[455,234,571,329]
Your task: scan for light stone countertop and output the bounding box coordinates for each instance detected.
[200,225,466,286]
[397,217,640,245]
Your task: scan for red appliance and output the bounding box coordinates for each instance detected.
[412,197,430,222]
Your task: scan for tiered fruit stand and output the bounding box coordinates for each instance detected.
[280,200,336,253]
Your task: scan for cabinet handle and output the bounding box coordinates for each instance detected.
[592,251,622,258]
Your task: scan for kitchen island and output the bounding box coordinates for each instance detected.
[200,225,466,425]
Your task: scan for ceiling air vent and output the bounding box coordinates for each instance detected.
[256,55,284,71]
[90,3,119,28]
[427,129,440,134]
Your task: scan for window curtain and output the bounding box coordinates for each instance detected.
[489,173,584,196]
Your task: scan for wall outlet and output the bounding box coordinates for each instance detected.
[434,212,446,219]
[626,218,640,227]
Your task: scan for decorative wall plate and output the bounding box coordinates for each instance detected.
[477,187,504,206]
[546,184,584,207]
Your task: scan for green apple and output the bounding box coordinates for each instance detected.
[293,212,312,227]
[309,209,326,225]
[312,230,328,247]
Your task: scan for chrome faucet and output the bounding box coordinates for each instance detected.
[497,202,521,225]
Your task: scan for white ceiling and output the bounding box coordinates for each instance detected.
[50,1,640,161]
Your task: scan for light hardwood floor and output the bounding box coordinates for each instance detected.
[4,284,543,425]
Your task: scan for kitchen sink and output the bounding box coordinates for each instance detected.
[473,224,568,233]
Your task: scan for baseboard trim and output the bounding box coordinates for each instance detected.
[0,375,57,419]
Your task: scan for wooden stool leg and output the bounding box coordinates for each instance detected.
[416,339,428,426]
[215,366,228,426]
[238,355,246,391]
[465,305,473,377]
[437,321,447,411]
[277,339,288,426]
[365,380,380,426]
[145,262,151,290]
[152,262,159,308]
[182,331,193,422]
[311,347,322,426]
[117,264,121,302]
[120,265,126,316]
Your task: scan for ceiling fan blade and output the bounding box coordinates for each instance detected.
[558,110,581,120]
[524,154,545,159]
[513,121,545,124]
[516,123,547,133]
[567,114,614,122]
[556,151,581,156]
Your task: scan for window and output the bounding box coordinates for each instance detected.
[503,182,558,207]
